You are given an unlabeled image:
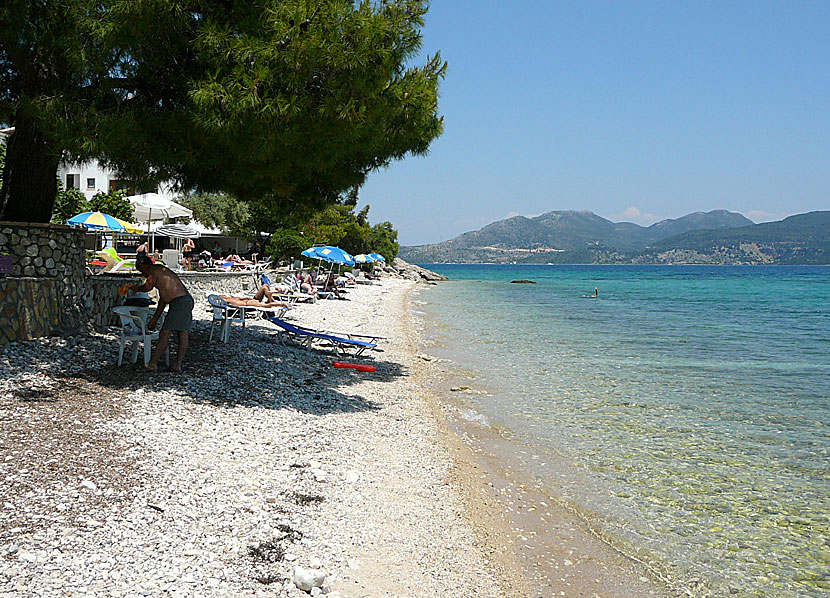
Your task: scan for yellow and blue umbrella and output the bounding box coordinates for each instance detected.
[353,253,376,264]
[368,252,386,262]
[67,211,144,233]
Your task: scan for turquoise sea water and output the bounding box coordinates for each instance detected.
[415,265,829,598]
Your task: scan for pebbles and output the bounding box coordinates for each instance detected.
[0,278,503,597]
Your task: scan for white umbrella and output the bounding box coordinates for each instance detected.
[127,193,193,251]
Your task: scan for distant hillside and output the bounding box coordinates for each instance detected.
[640,211,830,265]
[641,210,753,241]
[399,209,759,264]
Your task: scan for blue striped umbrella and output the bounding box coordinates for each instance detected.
[353,254,376,264]
[368,252,386,262]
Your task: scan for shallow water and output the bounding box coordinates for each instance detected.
[417,265,830,598]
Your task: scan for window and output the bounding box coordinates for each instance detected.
[65,174,80,189]
[87,178,95,189]
[108,179,135,195]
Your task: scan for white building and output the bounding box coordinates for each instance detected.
[56,160,177,201]
[1,127,177,201]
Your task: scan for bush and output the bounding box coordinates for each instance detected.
[267,228,307,262]
[51,182,89,224]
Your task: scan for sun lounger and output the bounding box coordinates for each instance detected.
[264,316,378,357]
[207,294,289,343]
[271,273,318,303]
[96,247,136,272]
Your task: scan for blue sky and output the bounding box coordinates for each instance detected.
[358,1,830,246]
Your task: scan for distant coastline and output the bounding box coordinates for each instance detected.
[400,210,830,265]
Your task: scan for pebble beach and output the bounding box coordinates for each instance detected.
[0,278,519,598]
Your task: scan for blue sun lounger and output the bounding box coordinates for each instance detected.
[265,317,378,356]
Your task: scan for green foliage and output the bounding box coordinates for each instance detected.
[267,228,307,262]
[87,189,134,223]
[179,193,252,238]
[368,221,399,262]
[0,0,446,222]
[50,183,135,225]
[262,203,398,264]
[51,182,88,224]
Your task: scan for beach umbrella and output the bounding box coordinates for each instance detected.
[67,211,144,233]
[368,252,386,262]
[353,254,375,264]
[127,193,193,251]
[301,246,355,266]
[155,223,201,239]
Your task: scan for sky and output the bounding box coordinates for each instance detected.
[357,1,830,246]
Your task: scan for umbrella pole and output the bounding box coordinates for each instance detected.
[148,208,154,253]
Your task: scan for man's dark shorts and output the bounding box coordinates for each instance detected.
[161,293,194,331]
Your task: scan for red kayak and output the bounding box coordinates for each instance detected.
[333,361,377,372]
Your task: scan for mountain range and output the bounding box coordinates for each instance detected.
[399,210,830,265]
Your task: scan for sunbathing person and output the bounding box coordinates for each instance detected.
[300,272,318,296]
[259,277,292,295]
[322,272,343,299]
[223,253,254,265]
[252,283,278,303]
[219,294,290,309]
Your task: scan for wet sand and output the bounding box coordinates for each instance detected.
[405,285,676,598]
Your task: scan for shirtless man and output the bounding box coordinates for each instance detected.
[130,254,194,372]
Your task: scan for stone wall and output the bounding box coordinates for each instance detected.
[0,278,63,343]
[179,271,262,300]
[0,221,85,279]
[0,222,88,344]
[0,222,292,344]
[83,274,142,330]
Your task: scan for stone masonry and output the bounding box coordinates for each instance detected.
[0,221,276,344]
[0,222,89,344]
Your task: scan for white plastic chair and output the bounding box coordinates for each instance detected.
[112,306,169,366]
[207,294,245,343]
[162,249,182,271]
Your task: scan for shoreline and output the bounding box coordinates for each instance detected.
[407,284,675,598]
[412,282,682,598]
[2,277,670,597]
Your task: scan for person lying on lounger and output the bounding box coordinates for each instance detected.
[253,283,286,303]
[219,294,290,309]
[223,254,255,265]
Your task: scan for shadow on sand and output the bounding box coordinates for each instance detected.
[60,323,407,415]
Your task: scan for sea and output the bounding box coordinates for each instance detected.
[412,265,829,598]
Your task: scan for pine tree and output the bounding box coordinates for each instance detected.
[0,0,445,222]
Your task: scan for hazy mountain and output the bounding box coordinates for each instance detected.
[641,210,754,242]
[399,209,758,264]
[642,211,830,265]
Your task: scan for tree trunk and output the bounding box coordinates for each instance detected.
[0,115,60,223]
